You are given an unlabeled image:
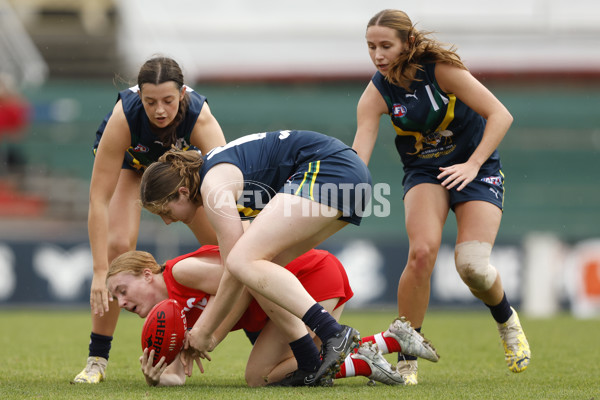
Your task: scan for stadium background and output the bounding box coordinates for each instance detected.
[1,0,599,317]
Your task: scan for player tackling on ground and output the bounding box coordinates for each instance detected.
[106,246,439,386]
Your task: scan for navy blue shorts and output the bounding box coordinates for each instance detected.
[403,167,504,211]
[281,149,372,226]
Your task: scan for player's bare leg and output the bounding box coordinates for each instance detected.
[74,170,141,383]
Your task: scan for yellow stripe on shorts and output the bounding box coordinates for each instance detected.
[309,161,320,200]
[295,161,320,201]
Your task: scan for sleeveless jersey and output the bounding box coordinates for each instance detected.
[162,246,353,332]
[162,245,267,332]
[200,130,352,215]
[93,85,207,169]
[371,64,500,174]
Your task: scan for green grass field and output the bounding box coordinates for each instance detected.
[0,309,598,400]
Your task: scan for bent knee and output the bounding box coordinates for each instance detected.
[225,248,256,281]
[245,371,267,387]
[455,240,497,291]
[224,253,244,278]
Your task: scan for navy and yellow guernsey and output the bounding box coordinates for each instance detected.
[372,64,501,177]
[372,63,505,209]
[199,130,372,224]
[93,85,206,170]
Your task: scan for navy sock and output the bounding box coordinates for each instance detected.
[398,327,420,362]
[485,292,513,324]
[289,333,321,372]
[89,332,112,360]
[301,303,342,342]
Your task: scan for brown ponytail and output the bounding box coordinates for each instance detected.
[140,149,204,215]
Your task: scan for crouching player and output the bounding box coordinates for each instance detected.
[106,246,439,386]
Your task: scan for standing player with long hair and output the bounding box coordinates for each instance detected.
[73,56,226,383]
[352,9,530,384]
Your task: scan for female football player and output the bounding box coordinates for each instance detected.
[351,9,530,383]
[139,129,373,385]
[106,247,439,386]
[73,56,226,384]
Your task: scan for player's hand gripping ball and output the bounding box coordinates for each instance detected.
[141,299,187,366]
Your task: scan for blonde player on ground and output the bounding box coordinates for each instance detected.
[106,246,439,386]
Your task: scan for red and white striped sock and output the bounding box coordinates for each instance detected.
[359,331,401,354]
[334,354,372,379]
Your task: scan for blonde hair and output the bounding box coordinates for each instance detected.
[368,9,466,90]
[106,250,163,282]
[140,149,204,215]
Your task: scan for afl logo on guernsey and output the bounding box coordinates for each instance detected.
[393,104,407,117]
[132,144,149,153]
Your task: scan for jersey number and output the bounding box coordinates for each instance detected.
[206,130,290,160]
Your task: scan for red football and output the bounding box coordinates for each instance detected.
[141,299,187,366]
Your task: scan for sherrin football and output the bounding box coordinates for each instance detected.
[141,299,187,366]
